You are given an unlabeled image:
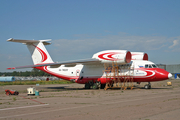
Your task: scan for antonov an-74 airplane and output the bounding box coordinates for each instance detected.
[7,38,172,89]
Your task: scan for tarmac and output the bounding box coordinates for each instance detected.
[0,79,180,120]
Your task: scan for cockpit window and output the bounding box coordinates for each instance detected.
[152,64,157,68]
[149,64,152,68]
[145,64,158,68]
[145,64,149,68]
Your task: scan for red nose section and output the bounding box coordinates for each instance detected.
[155,68,170,80]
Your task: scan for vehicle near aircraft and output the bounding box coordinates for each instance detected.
[7,38,172,89]
[5,89,19,95]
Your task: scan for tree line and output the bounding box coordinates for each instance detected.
[0,68,51,77]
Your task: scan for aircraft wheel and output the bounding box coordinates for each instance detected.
[144,85,148,89]
[85,83,90,89]
[92,83,98,89]
[100,84,106,89]
[144,84,151,89]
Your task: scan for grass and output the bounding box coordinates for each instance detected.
[0,80,73,86]
[12,97,17,101]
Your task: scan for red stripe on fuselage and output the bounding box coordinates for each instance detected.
[35,66,77,81]
[146,70,154,77]
[35,66,169,84]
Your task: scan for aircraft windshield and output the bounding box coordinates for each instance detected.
[145,64,157,68]
[152,64,157,68]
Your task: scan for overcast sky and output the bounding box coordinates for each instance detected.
[0,0,180,72]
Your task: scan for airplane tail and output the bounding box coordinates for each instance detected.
[7,38,54,65]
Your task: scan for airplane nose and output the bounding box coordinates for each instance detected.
[155,68,173,80]
[168,73,173,79]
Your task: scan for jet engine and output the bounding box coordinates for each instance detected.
[131,52,148,61]
[92,50,131,64]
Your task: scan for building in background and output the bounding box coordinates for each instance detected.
[0,76,15,82]
[157,64,180,79]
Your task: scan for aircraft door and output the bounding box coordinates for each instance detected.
[76,70,80,77]
[76,69,84,79]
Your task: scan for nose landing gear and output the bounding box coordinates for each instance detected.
[144,82,151,89]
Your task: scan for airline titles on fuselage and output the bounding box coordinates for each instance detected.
[59,69,68,71]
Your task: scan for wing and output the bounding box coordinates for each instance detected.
[7,58,101,70]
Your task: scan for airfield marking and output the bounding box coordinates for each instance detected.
[0,104,94,119]
[21,96,45,104]
[0,93,179,119]
[0,104,49,111]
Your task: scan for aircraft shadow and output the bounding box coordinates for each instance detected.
[41,86,173,91]
[134,86,173,90]
[107,86,173,90]
[44,86,84,91]
[143,87,173,90]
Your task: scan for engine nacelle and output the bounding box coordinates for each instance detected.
[92,50,131,64]
[131,52,148,60]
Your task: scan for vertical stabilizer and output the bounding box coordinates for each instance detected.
[7,38,54,65]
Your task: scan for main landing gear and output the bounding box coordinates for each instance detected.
[144,82,151,89]
[85,81,101,89]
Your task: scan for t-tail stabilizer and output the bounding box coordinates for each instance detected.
[7,38,54,65]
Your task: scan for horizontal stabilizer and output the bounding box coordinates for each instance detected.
[7,38,51,45]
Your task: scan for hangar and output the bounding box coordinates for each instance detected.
[0,76,15,82]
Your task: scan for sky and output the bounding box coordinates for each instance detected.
[0,0,180,72]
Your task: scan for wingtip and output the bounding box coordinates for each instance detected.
[7,38,14,42]
[7,67,16,70]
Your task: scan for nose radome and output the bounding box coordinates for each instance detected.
[168,73,173,79]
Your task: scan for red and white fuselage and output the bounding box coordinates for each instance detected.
[7,38,172,88]
[35,60,171,84]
